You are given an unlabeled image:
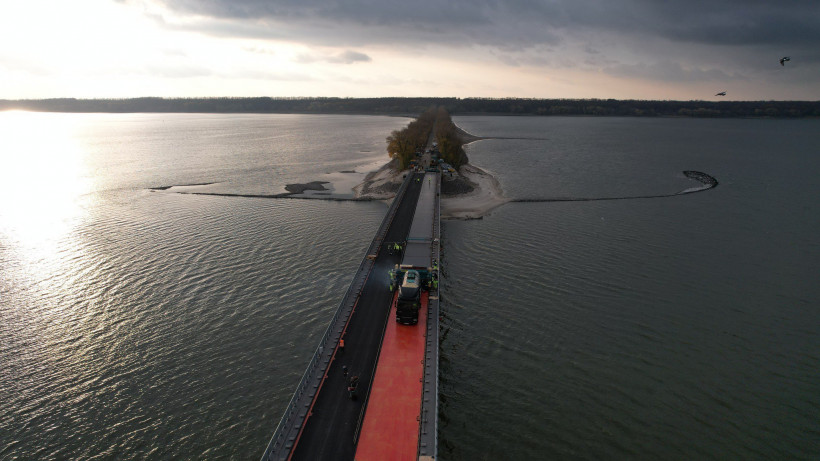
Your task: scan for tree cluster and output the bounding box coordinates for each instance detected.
[434,107,468,169]
[3,97,820,118]
[386,107,437,169]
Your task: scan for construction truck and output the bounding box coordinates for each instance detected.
[395,270,421,325]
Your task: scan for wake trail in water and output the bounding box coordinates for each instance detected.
[511,170,718,203]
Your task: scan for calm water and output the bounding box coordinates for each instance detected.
[443,116,820,460]
[1,113,818,460]
[0,113,405,459]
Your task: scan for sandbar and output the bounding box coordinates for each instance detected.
[353,127,508,219]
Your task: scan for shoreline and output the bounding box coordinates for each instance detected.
[352,137,508,220]
[146,123,510,218]
[440,163,509,220]
[352,163,508,220]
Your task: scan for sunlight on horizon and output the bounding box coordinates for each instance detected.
[0,0,325,98]
[1,0,817,99]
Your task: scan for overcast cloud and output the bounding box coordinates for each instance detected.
[2,0,818,99]
[123,0,820,95]
[144,0,820,48]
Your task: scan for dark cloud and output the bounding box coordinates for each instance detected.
[295,50,372,64]
[330,50,372,64]
[584,46,601,55]
[143,0,562,48]
[147,0,820,50]
[628,1,820,46]
[604,60,747,82]
[242,45,277,55]
[136,0,820,88]
[153,0,492,28]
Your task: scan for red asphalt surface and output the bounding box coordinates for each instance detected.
[354,291,429,461]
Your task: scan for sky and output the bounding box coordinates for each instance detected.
[2,0,819,100]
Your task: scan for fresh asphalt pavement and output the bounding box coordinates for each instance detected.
[290,172,424,460]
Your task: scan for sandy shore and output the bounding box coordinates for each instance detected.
[352,158,405,201]
[155,124,508,218]
[353,155,508,219]
[439,164,509,219]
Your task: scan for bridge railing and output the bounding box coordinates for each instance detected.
[261,172,415,461]
[418,172,440,458]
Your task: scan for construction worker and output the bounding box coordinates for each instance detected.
[348,375,359,400]
[432,278,438,290]
[339,339,345,351]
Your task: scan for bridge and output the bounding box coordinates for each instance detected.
[261,164,441,460]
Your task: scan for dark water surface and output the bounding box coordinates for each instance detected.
[441,116,820,460]
[0,113,402,459]
[1,113,818,460]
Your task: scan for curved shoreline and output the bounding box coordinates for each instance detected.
[176,192,373,202]
[454,124,549,144]
[155,169,717,211]
[511,171,719,203]
[151,124,511,218]
[350,159,509,219]
[151,180,334,198]
[151,115,717,220]
[150,182,216,191]
[152,168,718,215]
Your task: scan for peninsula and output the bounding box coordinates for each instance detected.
[354,106,507,219]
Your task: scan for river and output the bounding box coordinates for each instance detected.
[1,112,818,460]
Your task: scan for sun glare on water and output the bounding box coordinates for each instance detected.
[0,111,92,258]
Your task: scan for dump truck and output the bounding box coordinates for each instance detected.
[395,270,421,324]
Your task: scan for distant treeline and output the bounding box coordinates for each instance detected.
[2,97,820,118]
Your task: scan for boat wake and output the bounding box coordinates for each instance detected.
[511,171,718,203]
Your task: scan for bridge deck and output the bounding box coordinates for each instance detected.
[285,173,425,461]
[262,169,440,461]
[354,291,429,460]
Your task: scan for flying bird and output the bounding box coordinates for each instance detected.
[715,91,726,96]
[780,56,790,66]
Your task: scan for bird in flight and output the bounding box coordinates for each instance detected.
[715,91,726,96]
[780,56,791,66]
